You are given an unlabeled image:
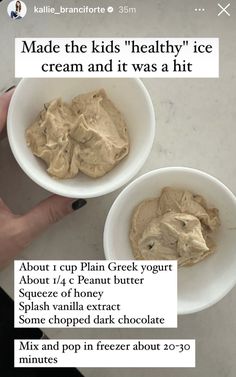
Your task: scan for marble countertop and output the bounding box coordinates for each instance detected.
[0,1,236,376]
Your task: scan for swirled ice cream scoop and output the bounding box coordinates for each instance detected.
[26,89,129,179]
[130,187,220,266]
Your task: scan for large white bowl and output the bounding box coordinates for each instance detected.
[7,78,155,198]
[104,167,236,314]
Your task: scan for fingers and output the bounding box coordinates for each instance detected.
[0,196,86,268]
[21,195,87,243]
[0,88,15,133]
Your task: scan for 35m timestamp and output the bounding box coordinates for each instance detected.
[118,5,137,14]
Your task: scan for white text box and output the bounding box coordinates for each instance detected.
[14,260,177,328]
[15,38,219,78]
[15,339,195,368]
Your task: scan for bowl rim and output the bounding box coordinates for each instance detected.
[7,77,156,198]
[103,166,236,314]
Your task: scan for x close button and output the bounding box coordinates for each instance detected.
[218,3,230,16]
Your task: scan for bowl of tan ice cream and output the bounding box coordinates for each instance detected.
[104,167,236,314]
[7,78,155,198]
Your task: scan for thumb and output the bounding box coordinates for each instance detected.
[0,198,12,214]
[21,195,86,242]
[0,88,15,133]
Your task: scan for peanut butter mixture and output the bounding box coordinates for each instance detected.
[130,187,220,266]
[26,89,129,179]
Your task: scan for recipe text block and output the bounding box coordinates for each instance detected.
[14,260,177,328]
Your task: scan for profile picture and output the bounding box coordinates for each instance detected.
[7,0,27,20]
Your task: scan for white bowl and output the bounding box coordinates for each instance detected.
[104,167,236,314]
[7,78,155,198]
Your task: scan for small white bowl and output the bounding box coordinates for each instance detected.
[104,167,236,314]
[7,78,155,198]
